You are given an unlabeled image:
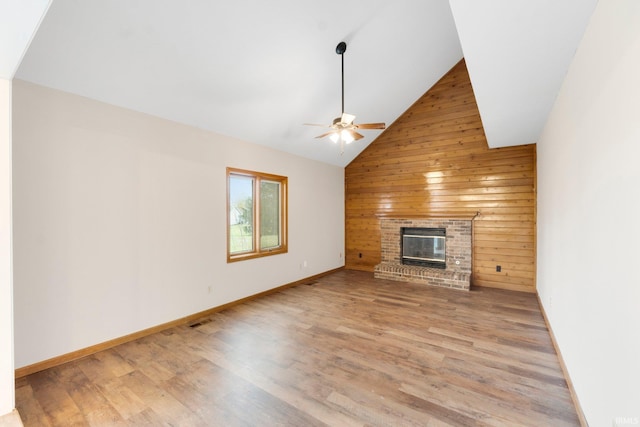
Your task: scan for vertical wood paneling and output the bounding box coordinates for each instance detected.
[345,60,537,293]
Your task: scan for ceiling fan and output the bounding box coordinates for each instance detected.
[305,41,385,154]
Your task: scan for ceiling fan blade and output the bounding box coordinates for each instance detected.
[314,131,337,139]
[356,122,386,130]
[341,112,356,125]
[352,131,365,141]
[304,123,331,127]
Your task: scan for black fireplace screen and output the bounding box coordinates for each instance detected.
[401,227,446,269]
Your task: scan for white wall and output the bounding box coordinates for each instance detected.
[12,80,345,369]
[0,79,15,415]
[537,1,640,426]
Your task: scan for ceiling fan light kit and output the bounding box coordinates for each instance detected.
[305,41,385,154]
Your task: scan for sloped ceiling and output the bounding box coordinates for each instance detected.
[0,0,51,78]
[450,0,597,148]
[10,0,597,166]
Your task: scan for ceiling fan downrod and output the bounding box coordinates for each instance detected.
[336,41,347,115]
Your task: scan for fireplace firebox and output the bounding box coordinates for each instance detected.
[401,227,446,269]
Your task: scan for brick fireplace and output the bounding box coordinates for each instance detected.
[374,218,472,290]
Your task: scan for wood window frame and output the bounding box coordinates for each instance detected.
[226,167,288,263]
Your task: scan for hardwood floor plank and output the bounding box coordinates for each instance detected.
[120,370,204,425]
[15,270,579,426]
[49,364,124,425]
[26,370,86,426]
[95,378,148,421]
[14,378,51,427]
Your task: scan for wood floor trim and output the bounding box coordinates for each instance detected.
[537,294,589,427]
[14,267,343,378]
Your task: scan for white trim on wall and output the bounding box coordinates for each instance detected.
[0,78,15,416]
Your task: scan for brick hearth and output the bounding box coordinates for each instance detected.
[374,218,472,290]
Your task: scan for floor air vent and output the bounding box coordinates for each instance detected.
[189,318,212,328]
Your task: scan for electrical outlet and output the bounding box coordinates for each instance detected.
[496,265,501,272]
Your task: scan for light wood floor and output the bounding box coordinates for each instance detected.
[15,270,579,426]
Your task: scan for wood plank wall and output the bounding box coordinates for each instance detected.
[345,60,536,293]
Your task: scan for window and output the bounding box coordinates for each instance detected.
[227,168,288,262]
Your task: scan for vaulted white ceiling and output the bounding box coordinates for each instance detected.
[6,0,597,167]
[450,0,597,149]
